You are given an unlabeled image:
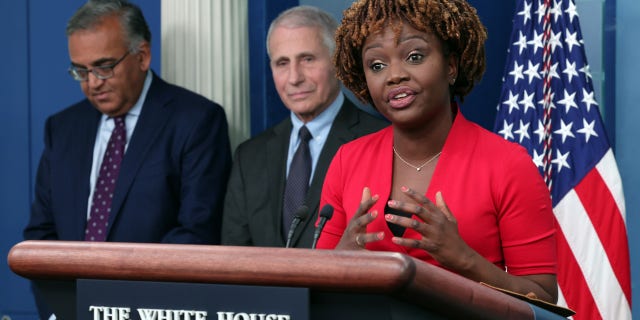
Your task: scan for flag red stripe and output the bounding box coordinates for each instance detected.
[574,168,632,303]
[555,226,602,320]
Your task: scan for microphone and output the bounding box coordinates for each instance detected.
[311,204,334,249]
[285,205,309,248]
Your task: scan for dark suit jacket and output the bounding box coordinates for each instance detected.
[24,73,232,244]
[222,98,388,248]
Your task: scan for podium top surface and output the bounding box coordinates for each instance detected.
[9,240,538,319]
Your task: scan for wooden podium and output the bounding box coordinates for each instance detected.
[9,240,547,320]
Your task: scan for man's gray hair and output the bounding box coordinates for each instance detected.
[266,5,339,59]
[66,0,151,53]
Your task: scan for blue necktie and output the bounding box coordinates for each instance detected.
[282,126,312,238]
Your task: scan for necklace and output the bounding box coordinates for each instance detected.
[392,147,442,172]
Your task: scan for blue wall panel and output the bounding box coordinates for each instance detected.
[248,0,298,135]
[616,0,640,317]
[0,1,36,318]
[458,0,516,129]
[28,1,88,180]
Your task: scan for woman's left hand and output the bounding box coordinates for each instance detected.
[386,187,473,271]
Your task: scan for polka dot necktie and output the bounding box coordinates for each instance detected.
[282,126,312,239]
[85,116,126,241]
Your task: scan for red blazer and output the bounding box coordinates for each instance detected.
[318,110,557,276]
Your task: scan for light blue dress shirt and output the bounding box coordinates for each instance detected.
[286,93,344,184]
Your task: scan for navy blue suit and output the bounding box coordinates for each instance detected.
[24,73,231,244]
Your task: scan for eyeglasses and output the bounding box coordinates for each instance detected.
[68,51,130,82]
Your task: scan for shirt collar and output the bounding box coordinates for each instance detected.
[127,70,153,117]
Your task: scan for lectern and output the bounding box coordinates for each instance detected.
[8,241,565,320]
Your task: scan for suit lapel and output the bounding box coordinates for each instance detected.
[292,100,362,246]
[107,74,174,234]
[74,104,102,240]
[268,120,292,244]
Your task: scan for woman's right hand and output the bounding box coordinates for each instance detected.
[335,187,384,250]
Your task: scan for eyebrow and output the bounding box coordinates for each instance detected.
[272,51,316,64]
[271,56,289,65]
[363,42,383,53]
[70,57,119,68]
[399,34,429,44]
[295,51,315,58]
[363,33,428,53]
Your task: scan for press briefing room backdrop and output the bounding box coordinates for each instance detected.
[1,1,638,319]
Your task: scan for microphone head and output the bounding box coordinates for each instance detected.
[294,205,309,220]
[319,204,334,220]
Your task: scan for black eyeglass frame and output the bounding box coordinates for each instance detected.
[68,51,131,82]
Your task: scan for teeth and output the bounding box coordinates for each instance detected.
[393,93,408,99]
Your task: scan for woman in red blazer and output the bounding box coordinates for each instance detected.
[317,0,558,303]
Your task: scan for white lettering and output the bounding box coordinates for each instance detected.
[104,306,117,319]
[217,312,289,320]
[138,309,158,320]
[234,313,249,320]
[119,308,131,320]
[158,309,172,320]
[88,306,130,320]
[138,309,208,320]
[90,306,104,320]
[217,312,235,320]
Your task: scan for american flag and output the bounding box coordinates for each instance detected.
[493,0,631,318]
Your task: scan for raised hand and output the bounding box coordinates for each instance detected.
[336,187,384,250]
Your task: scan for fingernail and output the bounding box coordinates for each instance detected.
[401,186,409,192]
[372,194,379,201]
[387,200,395,206]
[385,214,393,221]
[377,232,384,240]
[370,210,378,218]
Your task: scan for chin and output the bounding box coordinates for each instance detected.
[290,105,319,115]
[94,105,121,117]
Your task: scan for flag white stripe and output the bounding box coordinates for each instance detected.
[595,149,627,224]
[554,191,631,320]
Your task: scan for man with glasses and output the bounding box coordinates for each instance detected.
[24,1,231,317]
